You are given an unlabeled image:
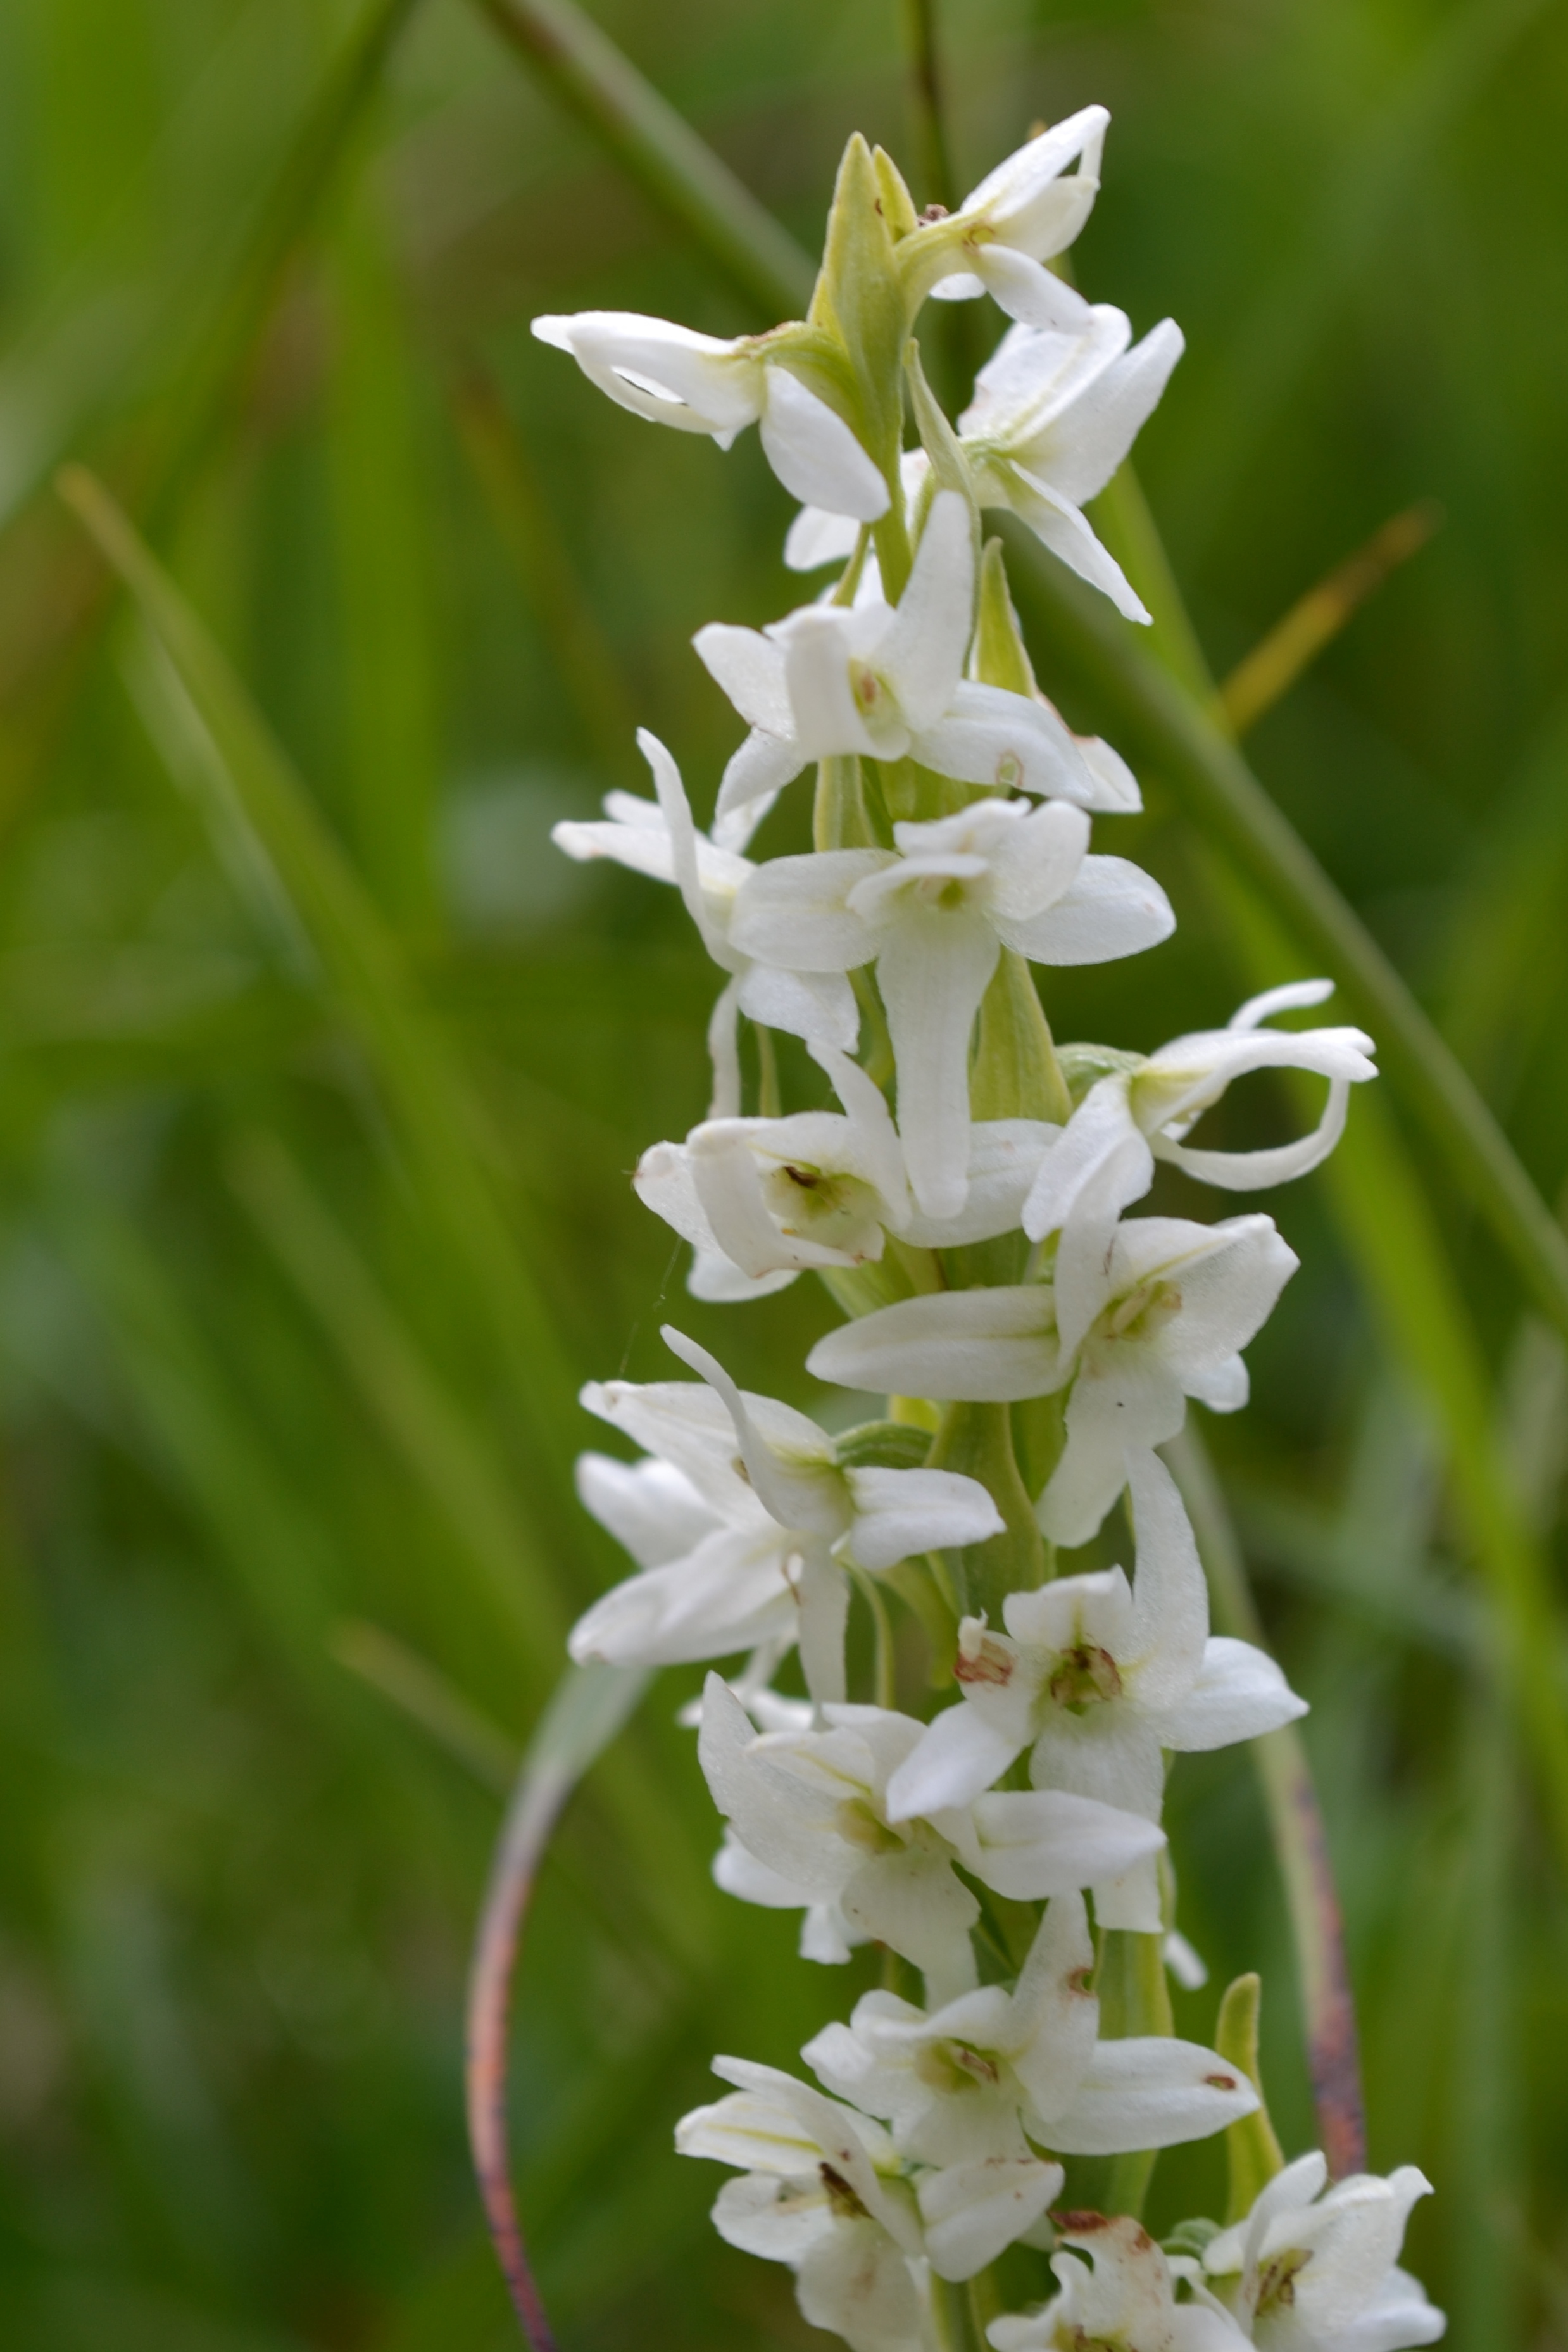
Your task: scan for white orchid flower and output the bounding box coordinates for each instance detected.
[808,1892,1255,2177]
[699,1675,1164,2004]
[1023,982,1377,1302]
[699,491,1135,831]
[958,308,1185,624]
[808,1212,1296,1544]
[884,1451,1307,1930]
[677,2057,926,2352]
[731,795,1171,1220]
[530,311,891,522]
[1198,2153,1445,2352]
[990,2211,1251,2352]
[636,1029,1060,1288]
[574,1328,1001,1702]
[901,110,1109,330]
[553,727,859,1121]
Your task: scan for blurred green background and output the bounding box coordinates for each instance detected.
[0,0,1565,2345]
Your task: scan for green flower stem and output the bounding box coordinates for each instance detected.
[927,1400,1045,1616]
[930,2272,989,2352]
[473,0,814,321]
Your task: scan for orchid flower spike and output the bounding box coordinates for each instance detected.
[676,2058,926,2352]
[958,308,1186,623]
[698,491,1132,831]
[1024,979,1377,1275]
[732,796,1170,1220]
[1197,2153,1445,2352]
[530,311,890,521]
[900,108,1109,330]
[990,2213,1251,2352]
[699,1675,1164,2004]
[886,1450,1307,1930]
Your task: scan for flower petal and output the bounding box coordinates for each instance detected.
[808,1285,1062,1404]
[1148,1634,1308,1749]
[877,489,974,733]
[997,853,1174,965]
[731,849,888,972]
[760,366,891,520]
[1044,2035,1258,2156]
[876,909,1001,1219]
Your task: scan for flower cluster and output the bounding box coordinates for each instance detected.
[543,112,1442,2352]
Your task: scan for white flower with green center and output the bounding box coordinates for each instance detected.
[569,1330,1003,1704]
[530,311,891,520]
[806,1894,1257,2231]
[635,1033,1060,1290]
[1197,2154,1445,2352]
[990,2211,1251,2352]
[699,1675,1165,2004]
[899,108,1110,330]
[731,795,1170,1220]
[676,2058,926,2352]
[808,1213,1297,1543]
[698,491,1136,831]
[1023,983,1377,1323]
[884,1452,1306,1930]
[958,306,1185,623]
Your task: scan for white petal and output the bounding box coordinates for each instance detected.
[959,1789,1164,1899]
[1150,1634,1307,1749]
[1038,1357,1188,1544]
[986,800,1091,925]
[660,1324,846,1537]
[877,489,974,733]
[1124,1447,1210,1704]
[995,465,1151,624]
[731,850,888,972]
[532,310,760,432]
[914,680,1107,800]
[876,910,1001,1219]
[567,1525,798,1666]
[974,246,1098,329]
[574,1449,719,1570]
[1041,318,1186,509]
[960,108,1108,253]
[840,1848,981,1997]
[736,961,862,1053]
[786,505,863,571]
[886,1704,1025,1820]
[998,853,1174,965]
[919,2156,1063,2280]
[761,367,891,521]
[1021,1076,1150,1252]
[844,1466,1005,1570]
[634,1140,718,1254]
[903,1119,1060,1247]
[694,622,795,735]
[796,2218,927,2352]
[1044,2035,1258,2156]
[582,1372,755,1514]
[708,2169,832,2263]
[808,1285,1061,1404]
[699,1676,851,1895]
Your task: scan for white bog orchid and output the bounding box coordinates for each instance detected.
[530,312,891,521]
[677,2057,926,2352]
[699,1675,1165,2003]
[569,1331,1003,1704]
[808,1212,1298,1544]
[551,731,858,1124]
[1199,2154,1445,2352]
[1023,981,1377,1292]
[958,308,1186,624]
[806,1892,1257,2187]
[989,2213,1251,2352]
[884,1451,1307,1930]
[732,796,1171,1220]
[636,1030,1060,1288]
[901,110,1109,330]
[698,491,1139,831]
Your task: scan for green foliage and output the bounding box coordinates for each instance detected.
[0,1,1564,2347]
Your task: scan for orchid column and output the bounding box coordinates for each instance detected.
[541,106,1445,2352]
